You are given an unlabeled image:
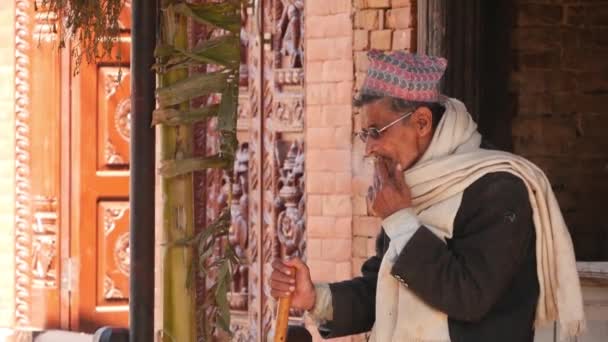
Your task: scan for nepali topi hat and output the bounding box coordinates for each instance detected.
[358,50,448,103]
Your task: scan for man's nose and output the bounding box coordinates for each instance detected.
[365,138,378,156]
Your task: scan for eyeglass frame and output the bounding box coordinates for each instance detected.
[355,110,415,143]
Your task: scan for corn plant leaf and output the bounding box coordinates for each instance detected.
[160,155,232,178]
[157,71,228,107]
[215,260,231,333]
[184,34,240,68]
[154,44,176,58]
[152,104,220,126]
[173,2,240,34]
[218,78,238,161]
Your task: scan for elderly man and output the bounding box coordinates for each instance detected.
[270,51,584,342]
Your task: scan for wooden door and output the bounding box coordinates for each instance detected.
[194,0,307,340]
[69,6,133,332]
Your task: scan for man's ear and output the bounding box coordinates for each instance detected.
[412,107,433,137]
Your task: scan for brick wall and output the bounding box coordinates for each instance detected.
[0,0,15,329]
[305,0,354,340]
[351,0,416,276]
[510,0,608,260]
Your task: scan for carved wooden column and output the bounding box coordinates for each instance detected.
[14,0,62,330]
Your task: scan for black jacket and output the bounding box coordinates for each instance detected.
[320,172,540,342]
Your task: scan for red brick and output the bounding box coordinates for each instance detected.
[352,257,367,276]
[352,195,368,215]
[307,216,336,238]
[322,195,352,216]
[353,216,382,237]
[307,0,351,16]
[322,238,352,261]
[354,10,380,30]
[306,61,324,83]
[516,4,563,26]
[306,127,335,149]
[322,105,352,126]
[366,0,391,8]
[308,259,337,282]
[392,29,412,50]
[307,37,352,61]
[307,238,322,259]
[307,14,352,38]
[353,236,368,257]
[510,70,576,93]
[309,149,352,172]
[307,171,336,193]
[354,30,370,51]
[322,60,353,82]
[307,195,323,215]
[355,51,370,72]
[386,7,412,29]
[336,261,352,280]
[335,217,353,238]
[392,0,411,8]
[366,237,377,256]
[306,105,323,128]
[335,172,352,194]
[306,82,352,106]
[334,127,353,149]
[370,30,392,50]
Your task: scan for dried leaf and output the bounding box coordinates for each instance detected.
[156,71,228,107]
[160,155,232,178]
[173,2,240,34]
[152,105,220,126]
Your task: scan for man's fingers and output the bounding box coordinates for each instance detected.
[271,270,295,285]
[283,258,306,274]
[393,163,408,191]
[272,259,294,277]
[270,280,294,293]
[374,157,390,184]
[271,289,293,299]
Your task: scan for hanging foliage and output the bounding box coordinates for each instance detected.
[38,0,123,73]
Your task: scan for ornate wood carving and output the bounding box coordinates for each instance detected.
[274,140,305,260]
[276,0,304,69]
[99,68,131,168]
[31,196,59,289]
[15,0,33,327]
[98,202,130,307]
[228,144,250,310]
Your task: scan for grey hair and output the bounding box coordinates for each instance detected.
[353,94,446,129]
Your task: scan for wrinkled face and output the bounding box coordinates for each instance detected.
[362,97,434,171]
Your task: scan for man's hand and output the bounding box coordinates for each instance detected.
[368,158,412,219]
[270,258,316,311]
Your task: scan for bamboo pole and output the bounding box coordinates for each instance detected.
[160,4,196,342]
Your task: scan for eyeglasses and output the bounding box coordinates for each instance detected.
[355,111,414,143]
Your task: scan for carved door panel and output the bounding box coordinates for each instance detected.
[70,6,132,331]
[202,0,306,340]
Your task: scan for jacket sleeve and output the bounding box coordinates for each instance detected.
[390,173,535,323]
[318,231,387,338]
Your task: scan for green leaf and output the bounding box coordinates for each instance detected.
[215,261,231,333]
[154,44,176,58]
[152,105,220,126]
[184,34,240,69]
[156,71,228,107]
[160,155,233,178]
[173,3,240,34]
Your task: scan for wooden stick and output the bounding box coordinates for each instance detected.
[274,295,292,342]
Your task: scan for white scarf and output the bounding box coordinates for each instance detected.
[369,97,585,342]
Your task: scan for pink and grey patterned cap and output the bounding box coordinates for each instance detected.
[358,50,448,103]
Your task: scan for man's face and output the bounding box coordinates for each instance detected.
[362,98,434,171]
